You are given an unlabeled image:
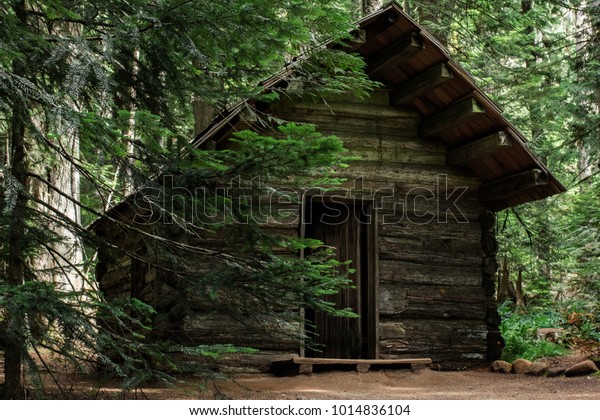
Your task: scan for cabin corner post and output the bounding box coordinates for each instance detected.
[480,210,503,361]
[298,193,307,358]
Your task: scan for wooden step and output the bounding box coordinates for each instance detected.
[271,357,432,376]
[292,357,432,365]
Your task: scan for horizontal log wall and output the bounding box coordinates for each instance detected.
[168,314,298,351]
[277,91,488,366]
[97,89,495,368]
[380,320,488,362]
[97,213,301,356]
[98,252,156,305]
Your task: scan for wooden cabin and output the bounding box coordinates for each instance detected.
[94,3,564,370]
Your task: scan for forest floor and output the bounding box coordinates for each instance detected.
[27,350,600,400]
[207,365,600,400]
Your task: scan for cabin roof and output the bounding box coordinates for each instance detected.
[192,2,565,211]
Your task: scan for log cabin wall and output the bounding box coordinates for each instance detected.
[93,3,565,371]
[96,88,500,369]
[274,89,497,367]
[95,232,157,307]
[95,205,303,372]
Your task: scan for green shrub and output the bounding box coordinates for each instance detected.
[563,301,600,342]
[499,302,569,362]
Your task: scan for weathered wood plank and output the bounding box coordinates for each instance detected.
[378,229,481,256]
[379,284,486,319]
[341,135,446,165]
[369,207,380,359]
[220,352,300,374]
[338,133,447,154]
[447,131,512,166]
[391,62,454,105]
[378,232,481,255]
[166,314,299,350]
[312,178,479,200]
[379,260,482,286]
[273,109,420,137]
[292,357,431,365]
[337,161,481,189]
[380,319,488,341]
[344,141,446,166]
[281,101,418,119]
[420,97,486,138]
[348,148,446,166]
[377,237,482,265]
[315,89,391,106]
[261,126,445,166]
[378,249,481,267]
[304,189,482,222]
[379,320,488,362]
[380,349,486,365]
[377,217,482,238]
[479,169,549,202]
[377,194,482,223]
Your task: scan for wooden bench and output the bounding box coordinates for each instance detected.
[272,356,432,376]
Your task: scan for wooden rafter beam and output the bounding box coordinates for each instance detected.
[480,169,549,202]
[361,10,399,39]
[367,32,425,79]
[391,62,454,105]
[447,131,513,166]
[419,97,486,138]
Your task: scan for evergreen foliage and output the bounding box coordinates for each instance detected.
[1,0,600,397]
[0,0,375,398]
[498,302,569,363]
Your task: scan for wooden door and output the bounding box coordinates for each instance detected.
[304,200,377,359]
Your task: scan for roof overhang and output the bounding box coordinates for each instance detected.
[193,1,565,211]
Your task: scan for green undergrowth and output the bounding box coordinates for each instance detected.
[499,302,570,363]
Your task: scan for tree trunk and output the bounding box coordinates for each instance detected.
[31,125,84,291]
[111,46,140,196]
[577,138,593,181]
[573,1,598,182]
[5,118,27,400]
[515,269,526,311]
[415,1,456,45]
[497,256,511,301]
[29,20,85,292]
[521,0,546,149]
[5,3,28,394]
[193,99,216,137]
[361,0,383,16]
[123,48,140,196]
[497,257,526,310]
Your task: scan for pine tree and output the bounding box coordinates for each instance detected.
[0,0,375,398]
[361,0,384,16]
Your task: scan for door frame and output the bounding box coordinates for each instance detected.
[299,195,379,359]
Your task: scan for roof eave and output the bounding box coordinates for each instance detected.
[192,1,566,210]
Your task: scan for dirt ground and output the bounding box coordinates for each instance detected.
[207,366,600,400]
[6,352,600,400]
[13,367,600,400]
[72,356,600,400]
